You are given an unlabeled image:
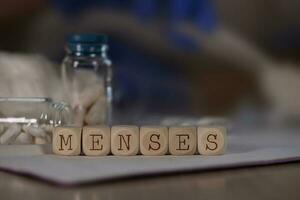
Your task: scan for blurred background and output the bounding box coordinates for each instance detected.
[1,0,300,126]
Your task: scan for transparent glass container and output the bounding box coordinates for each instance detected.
[61,34,113,126]
[0,97,73,144]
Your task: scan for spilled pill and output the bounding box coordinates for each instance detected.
[15,132,33,144]
[23,125,47,138]
[0,124,21,144]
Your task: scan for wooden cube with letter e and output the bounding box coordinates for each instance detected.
[52,127,82,156]
[169,126,197,155]
[82,126,110,156]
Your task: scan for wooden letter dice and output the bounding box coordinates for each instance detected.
[140,126,168,156]
[169,127,197,155]
[197,127,227,155]
[52,127,82,156]
[111,126,139,156]
[82,126,110,156]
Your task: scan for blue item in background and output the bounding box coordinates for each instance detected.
[133,0,157,23]
[110,40,190,114]
[66,34,108,55]
[49,0,218,115]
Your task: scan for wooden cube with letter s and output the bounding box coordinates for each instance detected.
[197,127,227,155]
[140,126,168,156]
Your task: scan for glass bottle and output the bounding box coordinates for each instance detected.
[61,34,113,126]
[0,97,72,144]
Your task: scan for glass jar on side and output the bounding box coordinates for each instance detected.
[61,34,113,126]
[0,97,72,144]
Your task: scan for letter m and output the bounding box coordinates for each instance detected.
[59,135,73,150]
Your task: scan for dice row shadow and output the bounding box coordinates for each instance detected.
[52,125,227,156]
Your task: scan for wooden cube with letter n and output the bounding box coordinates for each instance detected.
[197,127,227,155]
[52,127,82,156]
[82,126,110,156]
[111,125,139,156]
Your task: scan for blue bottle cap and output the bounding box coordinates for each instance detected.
[66,34,108,55]
[67,34,108,44]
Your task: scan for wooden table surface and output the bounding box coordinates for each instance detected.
[1,162,300,200]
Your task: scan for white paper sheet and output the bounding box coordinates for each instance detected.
[0,127,300,185]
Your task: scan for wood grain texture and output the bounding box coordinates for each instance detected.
[52,127,82,156]
[82,126,110,156]
[111,125,139,156]
[140,126,168,156]
[169,126,197,155]
[197,127,227,155]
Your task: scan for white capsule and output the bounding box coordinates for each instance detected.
[0,124,21,144]
[34,137,47,144]
[0,124,4,135]
[40,124,53,133]
[46,132,52,143]
[15,132,33,144]
[23,126,47,138]
[34,131,51,144]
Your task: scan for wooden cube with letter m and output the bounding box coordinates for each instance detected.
[52,127,82,156]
